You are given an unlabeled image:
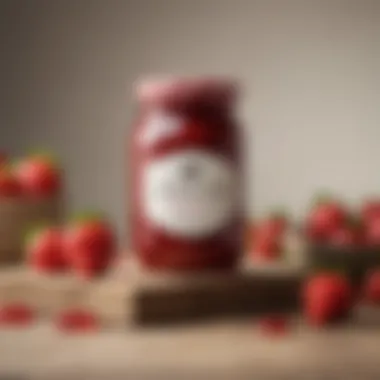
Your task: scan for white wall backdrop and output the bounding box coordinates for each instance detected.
[1,0,380,240]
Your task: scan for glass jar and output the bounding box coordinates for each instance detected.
[130,77,244,272]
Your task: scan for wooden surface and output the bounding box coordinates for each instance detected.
[1,314,380,380]
[0,258,306,327]
[1,258,379,379]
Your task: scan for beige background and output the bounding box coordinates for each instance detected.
[1,0,380,242]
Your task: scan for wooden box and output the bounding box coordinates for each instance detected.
[307,244,380,284]
[0,197,62,264]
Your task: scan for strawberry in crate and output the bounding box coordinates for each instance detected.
[328,215,365,250]
[249,209,289,262]
[63,211,116,279]
[304,192,348,245]
[14,151,62,198]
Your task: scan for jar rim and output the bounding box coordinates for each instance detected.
[135,76,239,108]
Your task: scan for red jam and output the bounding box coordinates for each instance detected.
[55,308,99,333]
[130,77,244,272]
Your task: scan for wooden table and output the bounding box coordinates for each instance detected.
[1,316,380,380]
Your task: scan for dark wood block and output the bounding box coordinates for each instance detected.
[131,265,305,326]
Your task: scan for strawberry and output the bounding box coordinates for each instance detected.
[0,303,35,326]
[365,217,380,247]
[0,166,22,197]
[258,209,288,238]
[303,272,352,326]
[26,225,67,273]
[363,269,380,305]
[305,194,347,244]
[64,212,115,278]
[14,152,61,197]
[361,198,380,225]
[55,308,99,333]
[329,217,364,249]
[252,233,281,261]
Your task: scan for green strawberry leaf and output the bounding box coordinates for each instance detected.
[23,221,54,247]
[71,210,107,224]
[311,191,335,206]
[0,163,16,175]
[27,149,60,168]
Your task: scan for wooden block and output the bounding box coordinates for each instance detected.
[0,197,63,264]
[0,267,37,306]
[29,273,89,315]
[85,277,132,327]
[130,261,305,326]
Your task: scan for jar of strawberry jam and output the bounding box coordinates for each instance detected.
[130,77,244,272]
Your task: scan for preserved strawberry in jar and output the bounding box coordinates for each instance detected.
[130,77,244,272]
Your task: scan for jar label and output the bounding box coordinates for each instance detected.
[142,150,237,239]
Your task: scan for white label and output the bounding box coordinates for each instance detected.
[142,150,237,239]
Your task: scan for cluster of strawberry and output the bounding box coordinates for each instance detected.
[305,194,380,248]
[26,212,116,279]
[257,269,380,336]
[303,268,380,326]
[0,151,61,198]
[0,303,99,333]
[247,211,288,261]
[248,194,380,259]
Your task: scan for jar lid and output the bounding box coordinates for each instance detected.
[136,77,238,108]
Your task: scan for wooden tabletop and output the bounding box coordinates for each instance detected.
[1,314,380,380]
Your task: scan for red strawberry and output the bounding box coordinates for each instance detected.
[252,233,281,261]
[64,212,115,278]
[0,303,35,326]
[305,195,346,243]
[26,226,66,273]
[365,218,380,247]
[55,308,99,333]
[0,166,22,197]
[303,272,352,326]
[258,209,288,238]
[363,269,380,304]
[329,218,364,249]
[15,152,61,197]
[361,198,380,225]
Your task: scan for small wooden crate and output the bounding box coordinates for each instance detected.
[307,244,380,284]
[0,197,62,264]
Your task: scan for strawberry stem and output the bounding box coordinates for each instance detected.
[27,149,59,167]
[312,191,335,206]
[268,207,288,221]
